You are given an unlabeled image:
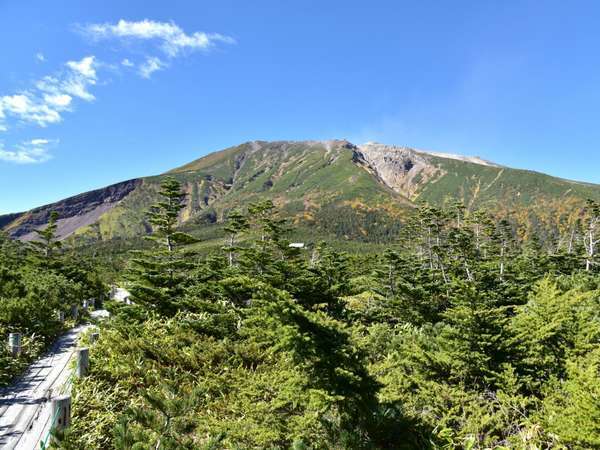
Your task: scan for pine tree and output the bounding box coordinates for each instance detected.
[146,177,197,252]
[223,209,249,267]
[379,249,403,298]
[240,200,291,277]
[511,277,600,392]
[445,227,477,282]
[441,281,510,387]
[492,218,515,278]
[541,348,600,448]
[467,209,495,258]
[126,177,198,316]
[31,211,62,263]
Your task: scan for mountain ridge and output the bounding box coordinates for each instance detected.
[2,139,600,243]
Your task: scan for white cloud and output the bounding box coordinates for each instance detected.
[43,93,73,108]
[38,55,97,102]
[0,138,57,164]
[30,138,49,145]
[66,55,96,78]
[0,106,5,132]
[0,94,62,127]
[0,55,97,129]
[139,56,166,78]
[76,19,234,79]
[81,19,234,58]
[1,20,235,162]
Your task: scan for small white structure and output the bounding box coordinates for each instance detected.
[110,287,132,304]
[289,243,305,249]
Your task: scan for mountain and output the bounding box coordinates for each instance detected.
[3,139,600,244]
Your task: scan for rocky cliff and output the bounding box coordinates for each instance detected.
[2,179,140,240]
[352,143,444,199]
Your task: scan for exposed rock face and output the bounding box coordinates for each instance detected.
[0,213,21,230]
[2,179,140,240]
[352,143,443,198]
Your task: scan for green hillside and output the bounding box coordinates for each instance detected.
[3,139,600,247]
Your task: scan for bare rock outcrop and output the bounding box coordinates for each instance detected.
[2,179,141,240]
[352,143,442,198]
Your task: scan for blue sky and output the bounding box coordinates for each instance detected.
[2,0,600,213]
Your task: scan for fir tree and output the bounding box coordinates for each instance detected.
[126,177,198,315]
[441,281,510,387]
[223,209,249,267]
[240,200,291,277]
[30,211,62,263]
[492,218,515,278]
[146,177,197,252]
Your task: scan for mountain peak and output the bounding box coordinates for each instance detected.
[3,138,600,244]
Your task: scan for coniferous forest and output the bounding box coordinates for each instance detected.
[0,213,103,387]
[2,177,600,449]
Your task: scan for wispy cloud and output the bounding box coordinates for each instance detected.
[1,19,234,164]
[0,55,97,129]
[65,55,96,78]
[37,55,97,103]
[0,138,57,164]
[81,19,234,58]
[139,56,166,78]
[0,56,97,162]
[79,19,234,78]
[0,94,62,127]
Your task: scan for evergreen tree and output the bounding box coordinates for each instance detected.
[223,209,249,267]
[492,218,515,278]
[441,281,510,387]
[30,211,62,263]
[126,177,198,315]
[511,277,600,392]
[55,200,600,449]
[378,249,403,299]
[466,209,495,259]
[239,200,291,278]
[540,348,600,448]
[146,177,197,252]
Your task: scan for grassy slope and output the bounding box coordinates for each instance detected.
[69,141,411,246]
[413,155,600,241]
[419,156,600,208]
[13,140,600,247]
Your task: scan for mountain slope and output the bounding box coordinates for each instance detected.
[2,139,600,244]
[1,179,140,240]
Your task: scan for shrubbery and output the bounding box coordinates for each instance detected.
[42,180,600,448]
[0,225,104,386]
